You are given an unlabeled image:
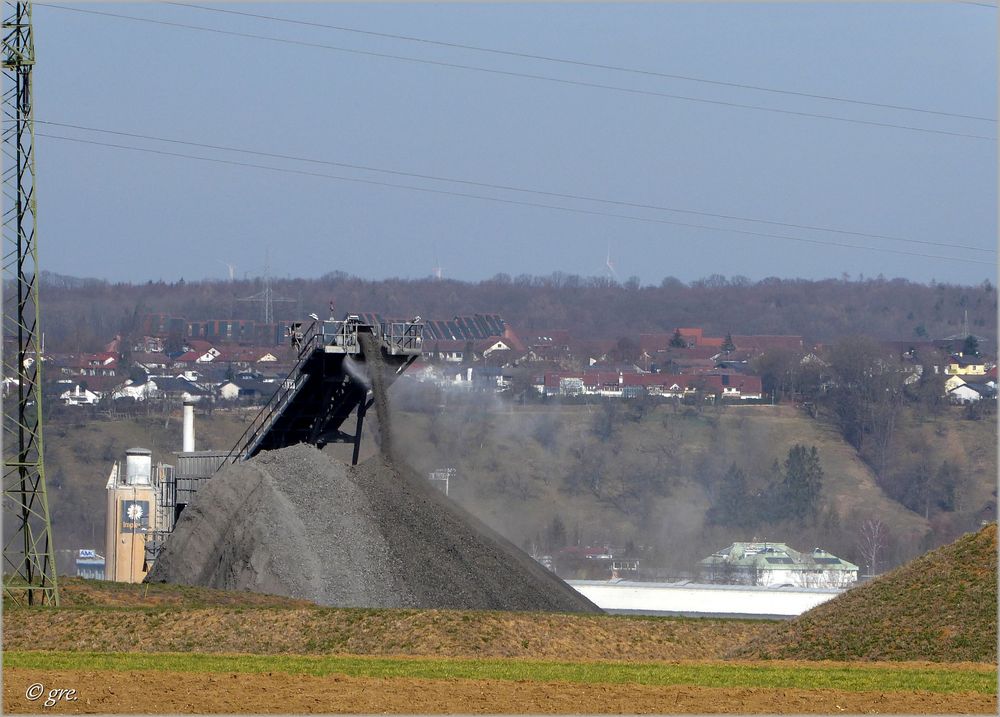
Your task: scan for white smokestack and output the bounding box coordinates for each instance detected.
[183,401,195,453]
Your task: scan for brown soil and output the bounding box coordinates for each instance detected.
[4,668,994,714]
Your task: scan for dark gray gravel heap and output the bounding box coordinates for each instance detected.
[147,443,599,612]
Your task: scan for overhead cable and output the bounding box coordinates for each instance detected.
[35,3,997,142]
[162,0,996,123]
[37,132,997,267]
[33,119,996,255]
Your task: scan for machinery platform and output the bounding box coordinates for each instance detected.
[222,315,422,466]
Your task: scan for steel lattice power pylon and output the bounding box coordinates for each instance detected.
[2,0,58,606]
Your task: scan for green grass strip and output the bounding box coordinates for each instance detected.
[5,651,995,694]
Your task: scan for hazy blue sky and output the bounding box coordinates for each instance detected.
[31,2,997,285]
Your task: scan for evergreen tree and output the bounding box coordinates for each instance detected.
[963,334,979,356]
[933,461,959,512]
[780,444,823,520]
[669,328,686,348]
[721,332,736,353]
[546,515,567,551]
[707,463,750,527]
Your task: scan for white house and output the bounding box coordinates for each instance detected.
[944,374,967,393]
[175,347,221,364]
[195,348,221,363]
[480,339,512,357]
[217,381,241,401]
[112,376,208,403]
[948,383,993,404]
[112,378,158,401]
[60,384,101,406]
[2,376,18,397]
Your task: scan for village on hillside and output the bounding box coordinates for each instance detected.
[32,310,998,411]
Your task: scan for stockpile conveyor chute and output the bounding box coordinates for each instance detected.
[223,315,422,466]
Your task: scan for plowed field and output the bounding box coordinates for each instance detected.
[4,666,994,714]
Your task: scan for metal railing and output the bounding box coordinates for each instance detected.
[380,321,423,354]
[320,319,360,353]
[220,320,321,467]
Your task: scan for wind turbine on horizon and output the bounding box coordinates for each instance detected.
[432,247,444,280]
[605,243,620,282]
[218,260,236,281]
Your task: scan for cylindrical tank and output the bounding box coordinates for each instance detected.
[124,448,152,485]
[182,401,195,452]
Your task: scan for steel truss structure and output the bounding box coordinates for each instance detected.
[2,0,58,606]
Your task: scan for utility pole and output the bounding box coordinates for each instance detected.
[2,0,58,605]
[238,249,293,324]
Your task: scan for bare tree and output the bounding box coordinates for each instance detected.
[857,518,887,577]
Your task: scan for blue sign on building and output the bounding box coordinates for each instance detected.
[76,549,106,580]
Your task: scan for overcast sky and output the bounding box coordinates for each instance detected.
[31,2,997,286]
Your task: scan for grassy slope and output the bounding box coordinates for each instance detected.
[735,524,998,663]
[5,651,994,693]
[939,415,998,513]
[3,579,769,662]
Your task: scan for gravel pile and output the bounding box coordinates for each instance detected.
[149,333,598,611]
[148,445,598,611]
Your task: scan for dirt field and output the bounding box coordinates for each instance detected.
[5,568,995,715]
[4,668,994,714]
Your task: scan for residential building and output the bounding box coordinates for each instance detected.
[114,376,209,403]
[216,378,276,402]
[59,383,101,406]
[948,382,995,404]
[945,354,988,376]
[538,371,763,400]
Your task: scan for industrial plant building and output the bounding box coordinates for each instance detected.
[104,447,168,582]
[102,401,208,582]
[699,542,858,588]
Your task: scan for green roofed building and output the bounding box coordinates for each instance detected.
[699,542,858,589]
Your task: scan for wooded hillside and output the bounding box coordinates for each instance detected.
[36,272,996,353]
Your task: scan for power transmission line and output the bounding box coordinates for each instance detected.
[2,0,60,608]
[162,1,996,124]
[37,132,997,267]
[32,119,996,255]
[35,3,997,142]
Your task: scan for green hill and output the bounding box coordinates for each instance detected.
[734,523,998,663]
